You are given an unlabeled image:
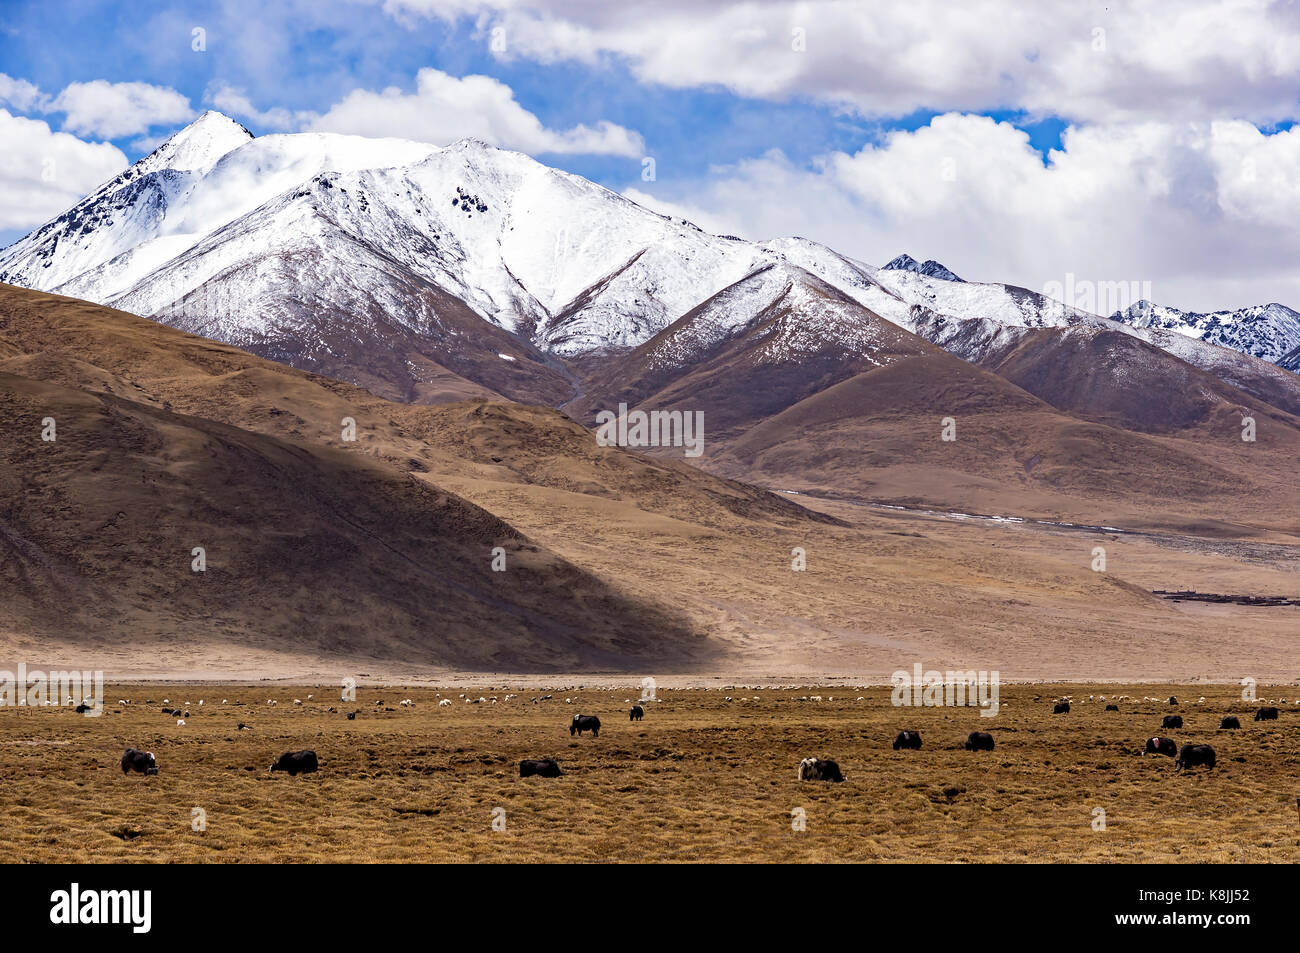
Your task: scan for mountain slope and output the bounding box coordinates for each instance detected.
[0,282,871,671]
[570,263,936,436]
[706,349,1300,533]
[4,288,1297,681]
[0,282,819,529]
[0,369,706,671]
[558,264,1300,530]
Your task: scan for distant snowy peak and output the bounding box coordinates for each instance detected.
[1110,299,1300,364]
[882,253,964,282]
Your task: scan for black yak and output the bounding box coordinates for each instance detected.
[519,758,562,778]
[270,750,318,776]
[120,748,158,776]
[1175,744,1215,772]
[570,714,600,737]
[797,758,844,782]
[1144,736,1177,758]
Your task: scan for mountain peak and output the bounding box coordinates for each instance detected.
[138,110,255,176]
[882,253,963,282]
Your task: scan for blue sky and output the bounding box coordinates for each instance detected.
[0,0,883,193]
[4,0,1300,309]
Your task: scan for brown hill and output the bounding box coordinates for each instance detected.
[0,283,847,671]
[706,350,1300,532]
[560,270,1300,531]
[0,283,813,531]
[0,369,710,671]
[972,323,1300,433]
[4,282,1297,682]
[569,264,935,437]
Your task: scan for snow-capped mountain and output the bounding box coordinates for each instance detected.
[568,261,941,435]
[1109,300,1300,365]
[882,253,964,282]
[2,111,1298,415]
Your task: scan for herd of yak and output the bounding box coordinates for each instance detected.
[117,698,1281,782]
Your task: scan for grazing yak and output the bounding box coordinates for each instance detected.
[629,705,644,722]
[1053,702,1070,714]
[269,750,319,776]
[797,758,844,782]
[1168,696,1178,705]
[519,758,562,778]
[570,714,601,737]
[74,702,94,714]
[1255,707,1279,721]
[964,731,995,752]
[120,748,158,776]
[1162,714,1183,729]
[892,731,923,750]
[1175,744,1216,772]
[1144,736,1177,758]
[1219,715,1241,730]
[1104,704,1119,711]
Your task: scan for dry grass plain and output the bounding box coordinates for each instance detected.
[2,682,1297,863]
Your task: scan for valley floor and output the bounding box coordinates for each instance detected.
[3,495,1297,683]
[3,683,1296,863]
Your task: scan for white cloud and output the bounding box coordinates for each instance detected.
[0,73,46,112]
[0,110,127,230]
[625,114,1300,311]
[382,0,1300,125]
[304,68,643,156]
[48,80,194,139]
[208,85,314,132]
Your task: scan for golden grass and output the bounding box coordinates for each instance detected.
[1,683,1296,863]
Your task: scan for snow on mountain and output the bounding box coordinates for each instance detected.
[2,110,1297,415]
[0,112,252,293]
[0,113,439,303]
[1110,299,1300,365]
[568,260,940,437]
[639,262,919,373]
[136,110,256,176]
